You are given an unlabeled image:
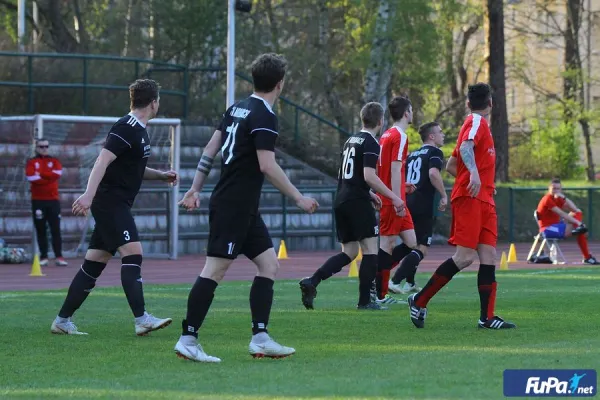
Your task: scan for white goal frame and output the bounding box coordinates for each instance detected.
[33,114,181,260]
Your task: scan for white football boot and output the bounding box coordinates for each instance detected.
[135,313,172,336]
[174,336,221,363]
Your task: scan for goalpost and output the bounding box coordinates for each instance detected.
[0,114,181,260]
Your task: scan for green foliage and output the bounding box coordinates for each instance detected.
[510,106,582,180]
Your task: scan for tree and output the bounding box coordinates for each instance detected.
[564,0,594,181]
[505,0,596,181]
[487,0,509,181]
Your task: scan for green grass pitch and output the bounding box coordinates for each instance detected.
[1,267,598,399]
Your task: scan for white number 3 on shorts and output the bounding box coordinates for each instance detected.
[123,230,130,241]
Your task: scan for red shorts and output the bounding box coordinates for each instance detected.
[379,205,414,236]
[448,196,497,249]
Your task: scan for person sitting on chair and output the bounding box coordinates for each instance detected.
[535,178,597,264]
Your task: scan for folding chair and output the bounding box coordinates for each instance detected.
[527,211,567,264]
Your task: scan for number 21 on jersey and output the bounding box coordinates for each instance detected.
[221,122,238,165]
[406,157,422,185]
[341,147,355,179]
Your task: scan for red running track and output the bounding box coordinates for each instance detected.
[0,242,597,292]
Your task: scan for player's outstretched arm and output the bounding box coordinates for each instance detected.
[364,167,405,215]
[551,206,582,226]
[257,150,318,214]
[72,149,116,216]
[564,197,581,214]
[429,168,448,211]
[144,167,178,184]
[179,130,222,211]
[459,140,481,197]
[446,156,457,177]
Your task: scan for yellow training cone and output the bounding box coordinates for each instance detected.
[508,243,518,263]
[277,240,288,259]
[499,251,509,271]
[29,254,45,277]
[356,248,363,262]
[348,259,359,277]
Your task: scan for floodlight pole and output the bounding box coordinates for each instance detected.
[226,0,235,109]
[18,0,25,52]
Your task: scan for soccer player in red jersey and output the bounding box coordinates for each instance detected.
[535,178,595,264]
[374,96,420,306]
[407,83,516,330]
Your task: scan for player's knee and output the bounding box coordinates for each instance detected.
[453,248,477,269]
[417,245,428,258]
[81,259,107,279]
[342,242,360,259]
[379,236,396,253]
[122,254,143,269]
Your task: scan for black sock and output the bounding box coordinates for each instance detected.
[414,258,460,307]
[58,260,106,318]
[182,276,218,337]
[358,255,377,306]
[392,243,412,263]
[478,264,497,321]
[376,249,394,298]
[250,276,274,335]
[392,249,424,285]
[120,255,145,318]
[311,253,352,286]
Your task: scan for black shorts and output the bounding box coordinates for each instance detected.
[206,206,273,260]
[88,202,139,255]
[334,199,378,244]
[412,213,435,247]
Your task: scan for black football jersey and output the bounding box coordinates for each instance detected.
[95,113,151,207]
[210,94,279,212]
[405,144,444,216]
[334,131,380,206]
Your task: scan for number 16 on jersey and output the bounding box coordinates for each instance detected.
[341,147,355,179]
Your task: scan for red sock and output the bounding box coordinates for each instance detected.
[572,211,591,258]
[478,282,497,320]
[415,274,450,308]
[414,258,460,308]
[380,270,390,298]
[577,235,591,259]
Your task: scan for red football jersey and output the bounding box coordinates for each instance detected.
[377,126,408,206]
[451,114,495,205]
[536,194,566,230]
[25,155,63,201]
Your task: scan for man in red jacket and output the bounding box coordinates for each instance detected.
[25,139,68,266]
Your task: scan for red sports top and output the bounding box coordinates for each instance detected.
[25,155,63,201]
[536,194,566,230]
[377,126,408,206]
[451,113,495,205]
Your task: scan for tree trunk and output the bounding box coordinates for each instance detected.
[363,0,396,104]
[580,118,595,180]
[487,0,509,181]
[37,0,81,52]
[565,0,594,180]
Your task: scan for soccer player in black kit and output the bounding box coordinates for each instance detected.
[50,79,177,336]
[298,102,405,311]
[388,122,448,294]
[174,53,319,363]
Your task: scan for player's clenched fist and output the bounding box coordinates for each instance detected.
[179,190,200,211]
[162,170,179,185]
[296,196,319,214]
[392,196,406,217]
